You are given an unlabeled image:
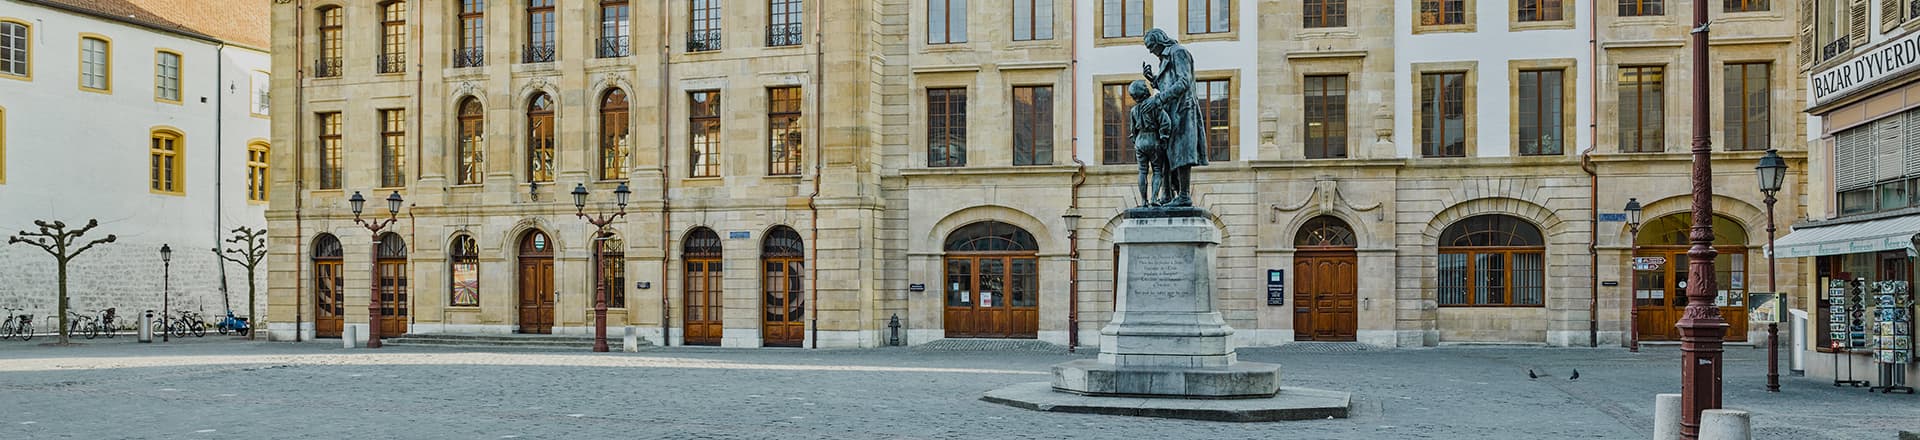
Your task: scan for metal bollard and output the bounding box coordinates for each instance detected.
[1651,393,1681,440]
[1698,409,1752,440]
[342,325,357,349]
[137,311,153,343]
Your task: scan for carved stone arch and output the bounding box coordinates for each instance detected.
[592,74,634,98]
[924,205,1056,254]
[502,218,562,259]
[1423,197,1569,245]
[1277,208,1372,249]
[1615,194,1767,247]
[517,77,561,109]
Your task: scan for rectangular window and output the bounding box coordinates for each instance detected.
[1102,0,1146,38]
[600,0,632,58]
[318,112,342,189]
[1517,69,1564,156]
[928,88,967,167]
[769,0,804,46]
[1012,85,1054,166]
[149,131,181,193]
[380,109,407,188]
[317,8,342,77]
[1304,75,1348,159]
[1519,0,1564,21]
[457,0,485,67]
[247,143,269,202]
[1186,0,1230,34]
[1304,0,1347,28]
[1420,0,1466,25]
[1438,251,1546,306]
[1013,0,1054,41]
[1618,66,1665,153]
[1420,72,1467,158]
[689,91,722,177]
[80,37,109,91]
[1619,0,1663,16]
[930,0,969,44]
[690,0,722,51]
[768,86,803,175]
[1723,62,1771,151]
[526,0,556,62]
[380,1,407,73]
[1101,83,1137,165]
[1198,78,1233,162]
[155,51,180,102]
[0,21,28,78]
[250,71,271,116]
[1724,0,1768,11]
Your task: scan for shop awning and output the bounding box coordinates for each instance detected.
[1769,215,1920,258]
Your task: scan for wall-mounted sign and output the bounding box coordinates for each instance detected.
[1812,32,1920,105]
[1748,292,1784,324]
[635,281,651,290]
[728,231,751,240]
[1266,269,1286,306]
[1598,213,1628,222]
[909,283,926,292]
[1632,256,1666,271]
[1601,281,1620,287]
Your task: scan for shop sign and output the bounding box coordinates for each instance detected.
[1812,30,1920,105]
[909,283,926,292]
[1632,256,1665,271]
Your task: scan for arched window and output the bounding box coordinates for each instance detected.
[942,221,1039,338]
[762,226,805,346]
[1,19,30,79]
[944,221,1039,252]
[1636,213,1748,247]
[149,128,184,194]
[375,232,409,335]
[312,234,345,337]
[597,233,626,308]
[525,0,556,62]
[315,6,342,77]
[521,230,553,256]
[600,89,630,180]
[457,97,484,185]
[379,1,407,73]
[450,234,480,307]
[1295,216,1357,248]
[247,141,269,202]
[683,227,723,345]
[1437,214,1545,306]
[455,0,486,67]
[526,93,554,182]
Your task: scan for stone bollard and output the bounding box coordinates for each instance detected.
[623,326,639,352]
[1698,409,1751,440]
[1651,393,1681,440]
[342,325,357,349]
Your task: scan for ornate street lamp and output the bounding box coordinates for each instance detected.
[575,182,630,352]
[160,244,172,342]
[1063,211,1082,353]
[1756,149,1788,393]
[350,191,403,348]
[1625,198,1642,353]
[1678,0,1728,434]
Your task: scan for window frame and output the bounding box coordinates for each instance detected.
[1096,0,1150,44]
[1516,0,1566,23]
[601,88,631,180]
[690,0,723,52]
[1618,65,1666,153]
[149,128,185,195]
[78,34,111,93]
[456,98,485,186]
[315,7,342,77]
[689,90,722,178]
[767,86,804,176]
[526,93,555,182]
[927,87,969,167]
[929,0,969,44]
[1,19,33,81]
[600,0,632,57]
[249,70,271,118]
[1436,215,1549,307]
[379,109,407,188]
[1416,67,1474,158]
[1723,62,1771,152]
[449,235,481,307]
[457,0,486,67]
[1181,0,1231,36]
[1197,75,1236,162]
[526,0,556,63]
[1618,0,1665,16]
[1303,0,1347,28]
[317,112,342,190]
[1304,74,1349,160]
[1098,81,1138,165]
[379,1,407,73]
[1011,84,1054,166]
[247,140,269,203]
[1012,0,1053,42]
[1514,65,1569,157]
[154,49,182,104]
[1723,0,1768,12]
[768,0,804,47]
[1415,0,1475,33]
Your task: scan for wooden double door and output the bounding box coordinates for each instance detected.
[943,255,1039,339]
[685,259,724,345]
[376,259,409,337]
[1633,248,1748,342]
[314,260,345,338]
[1293,250,1358,342]
[762,258,805,347]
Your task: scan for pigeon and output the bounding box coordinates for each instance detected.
[1569,369,1580,381]
[1528,369,1539,379]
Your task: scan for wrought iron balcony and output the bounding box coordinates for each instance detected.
[767,23,803,47]
[597,36,631,58]
[1823,39,1852,63]
[523,43,556,63]
[688,30,722,52]
[377,54,406,74]
[453,48,485,68]
[313,58,342,78]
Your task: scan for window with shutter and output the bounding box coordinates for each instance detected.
[1905,110,1920,176]
[1800,0,1816,67]
[1884,0,1902,32]
[1877,117,1906,182]
[1836,126,1872,192]
[1851,0,1870,45]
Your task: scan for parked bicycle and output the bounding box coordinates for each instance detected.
[66,311,99,340]
[97,308,118,338]
[1,308,32,341]
[177,310,206,338]
[214,310,250,336]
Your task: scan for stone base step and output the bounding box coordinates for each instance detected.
[383,333,647,351]
[914,338,1067,353]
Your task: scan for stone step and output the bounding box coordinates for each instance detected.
[382,333,648,351]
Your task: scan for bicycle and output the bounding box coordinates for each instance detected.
[97,308,118,338]
[176,310,206,338]
[1,308,32,341]
[66,311,99,340]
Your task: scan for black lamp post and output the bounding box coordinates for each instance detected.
[160,244,172,342]
[350,191,403,348]
[1756,149,1788,393]
[1625,198,1642,353]
[574,182,630,353]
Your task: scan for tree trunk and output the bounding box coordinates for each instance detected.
[247,269,257,340]
[57,261,69,345]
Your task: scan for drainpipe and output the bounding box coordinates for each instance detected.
[1582,1,1601,348]
[215,44,231,314]
[408,203,416,331]
[657,3,673,346]
[1066,0,1084,353]
[808,0,824,349]
[292,0,308,342]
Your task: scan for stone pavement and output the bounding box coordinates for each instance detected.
[0,338,1912,439]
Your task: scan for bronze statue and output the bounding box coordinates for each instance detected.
[1137,28,1208,208]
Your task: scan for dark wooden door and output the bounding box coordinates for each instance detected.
[1635,248,1748,342]
[762,258,805,347]
[685,259,723,345]
[518,258,554,334]
[376,260,409,337]
[314,260,344,338]
[943,255,1038,339]
[1294,251,1358,341]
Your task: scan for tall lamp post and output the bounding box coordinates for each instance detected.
[1678,0,1726,435]
[1756,149,1788,393]
[573,183,630,353]
[1624,199,1643,353]
[350,191,403,349]
[160,244,172,342]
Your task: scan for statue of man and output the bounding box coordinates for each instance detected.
[1140,28,1208,208]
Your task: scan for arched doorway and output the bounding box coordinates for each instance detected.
[1633,213,1750,342]
[762,226,805,347]
[313,234,344,338]
[1294,216,1358,342]
[375,232,409,337]
[683,228,723,346]
[943,221,1039,339]
[517,230,555,334]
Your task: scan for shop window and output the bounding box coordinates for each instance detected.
[1438,215,1546,307]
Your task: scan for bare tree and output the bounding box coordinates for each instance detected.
[216,226,267,340]
[6,219,116,345]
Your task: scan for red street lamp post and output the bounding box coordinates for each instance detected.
[1677,0,1726,436]
[350,191,403,349]
[1756,149,1788,393]
[573,183,630,353]
[1624,198,1643,353]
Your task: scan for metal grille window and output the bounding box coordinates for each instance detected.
[1420,0,1466,25]
[930,0,969,44]
[155,51,181,102]
[247,142,269,202]
[1101,83,1137,165]
[1186,0,1230,34]
[1304,75,1347,159]
[1012,85,1053,166]
[316,7,342,77]
[380,1,406,73]
[80,37,109,89]
[0,21,27,77]
[690,0,722,51]
[525,0,556,63]
[1725,0,1768,12]
[928,88,968,167]
[1304,0,1346,27]
[1519,0,1564,21]
[599,0,631,58]
[1723,62,1770,151]
[457,0,485,67]
[1199,78,1232,162]
[149,130,182,193]
[1618,66,1665,153]
[768,87,803,175]
[1420,72,1466,158]
[1619,0,1663,16]
[601,89,630,180]
[380,109,407,188]
[526,93,555,182]
[318,112,342,189]
[457,98,484,185]
[1102,0,1145,38]
[601,235,627,308]
[769,0,804,46]
[1437,215,1546,307]
[1517,69,1564,156]
[689,91,722,177]
[1013,0,1053,41]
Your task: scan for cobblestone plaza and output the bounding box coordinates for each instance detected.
[0,340,1909,439]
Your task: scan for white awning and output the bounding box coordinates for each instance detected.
[1770,215,1920,258]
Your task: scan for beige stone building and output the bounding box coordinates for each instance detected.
[265,0,1809,349]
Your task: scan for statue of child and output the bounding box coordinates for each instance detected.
[1129,80,1172,207]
